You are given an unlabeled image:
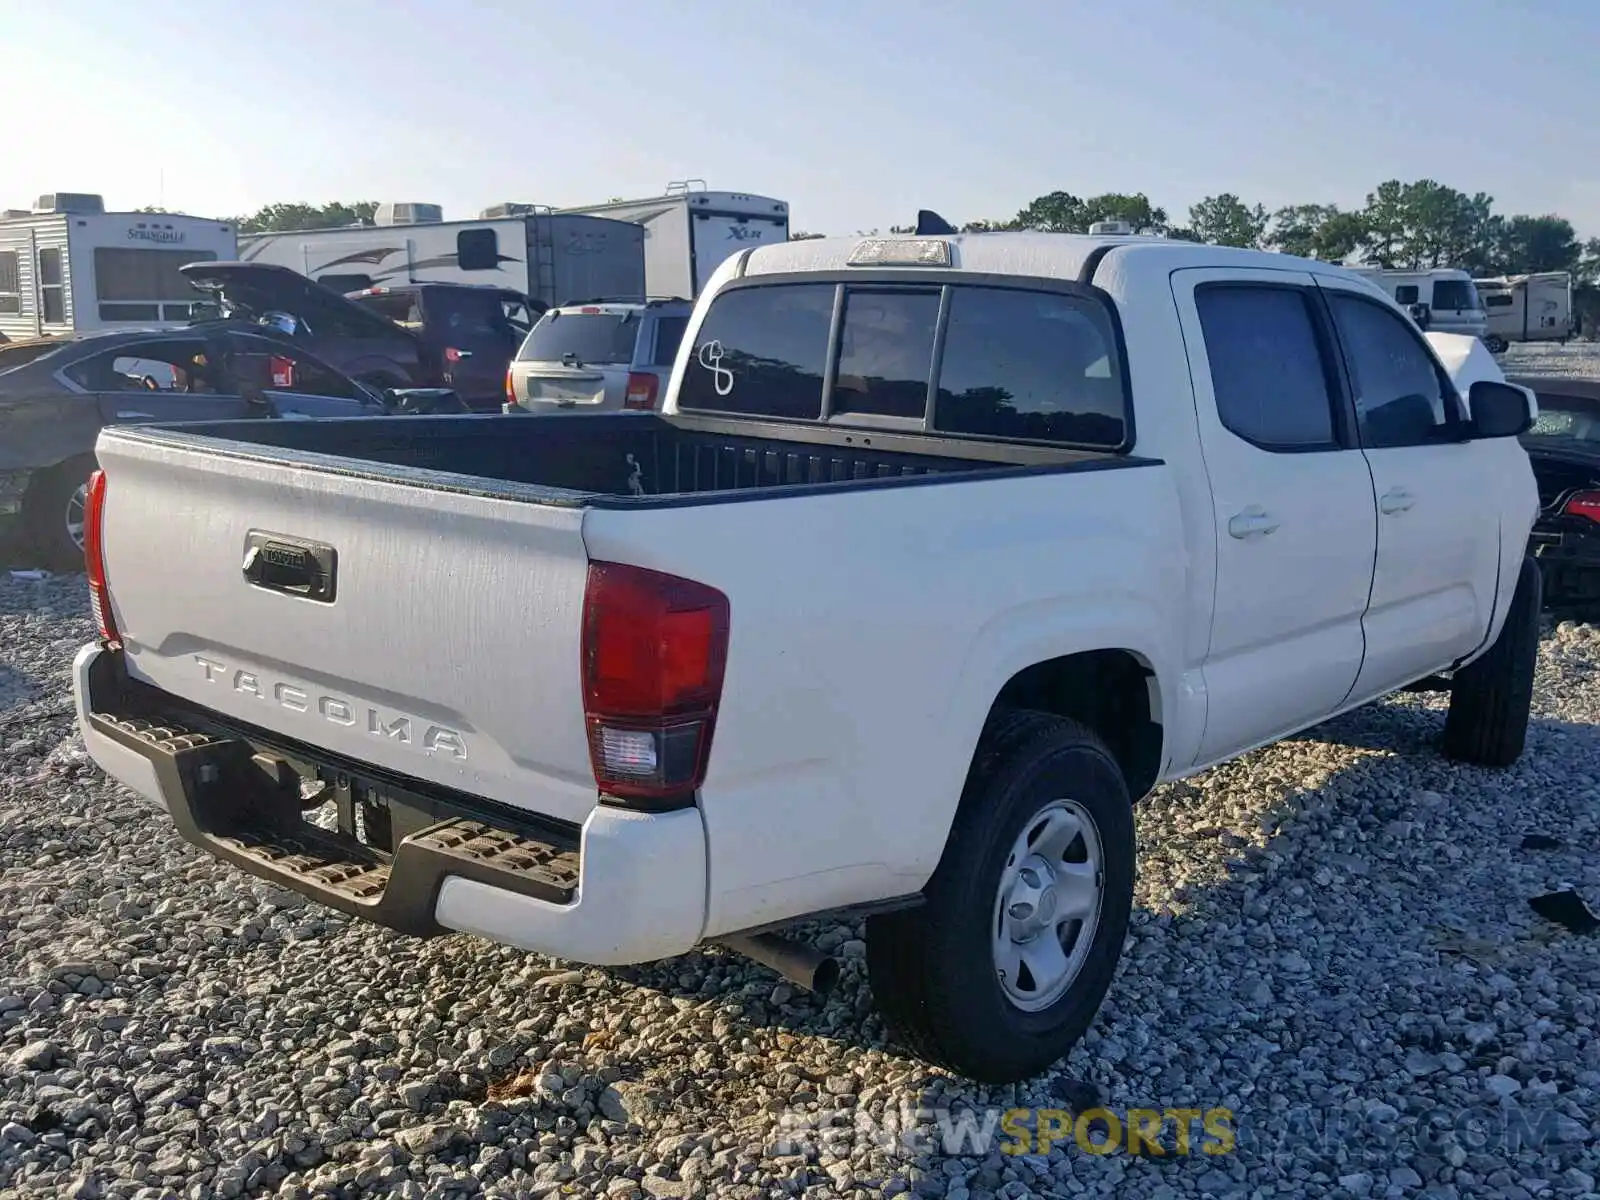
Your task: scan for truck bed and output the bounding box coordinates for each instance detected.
[111,411,1131,507]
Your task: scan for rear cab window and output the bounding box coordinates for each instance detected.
[516,307,644,367]
[677,280,1129,448]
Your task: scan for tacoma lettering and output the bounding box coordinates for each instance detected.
[190,654,466,760]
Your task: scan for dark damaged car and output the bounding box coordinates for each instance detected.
[182,262,538,411]
[1511,375,1600,615]
[0,326,461,567]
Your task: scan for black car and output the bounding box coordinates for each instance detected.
[182,263,539,411]
[181,261,430,394]
[0,325,459,567]
[1511,374,1600,614]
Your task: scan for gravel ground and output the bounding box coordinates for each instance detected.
[3,573,1600,1200]
[1499,341,1600,380]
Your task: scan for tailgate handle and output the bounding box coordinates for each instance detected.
[242,532,338,603]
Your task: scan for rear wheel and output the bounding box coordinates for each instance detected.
[1442,556,1541,766]
[23,454,96,571]
[1484,334,1509,354]
[866,710,1135,1083]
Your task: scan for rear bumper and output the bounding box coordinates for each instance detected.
[73,644,708,965]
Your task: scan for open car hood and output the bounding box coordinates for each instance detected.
[179,261,415,342]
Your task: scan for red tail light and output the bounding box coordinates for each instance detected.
[83,470,119,648]
[268,356,295,388]
[1564,491,1600,523]
[581,562,729,806]
[504,366,516,404]
[623,372,659,410]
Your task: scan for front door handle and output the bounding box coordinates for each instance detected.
[1379,488,1415,515]
[1227,507,1280,539]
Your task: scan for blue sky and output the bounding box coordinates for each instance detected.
[11,0,1600,237]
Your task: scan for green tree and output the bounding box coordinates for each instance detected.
[235,201,379,234]
[1081,192,1168,234]
[1010,190,1167,235]
[1495,215,1580,275]
[1187,194,1269,248]
[1264,205,1368,261]
[1357,180,1496,269]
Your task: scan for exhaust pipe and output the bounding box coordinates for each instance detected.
[720,933,840,996]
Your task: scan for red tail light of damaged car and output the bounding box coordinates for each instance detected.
[1563,491,1600,524]
[581,561,729,805]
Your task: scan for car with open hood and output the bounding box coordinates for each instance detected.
[182,263,538,411]
[180,261,429,393]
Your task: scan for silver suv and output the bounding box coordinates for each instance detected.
[504,298,691,412]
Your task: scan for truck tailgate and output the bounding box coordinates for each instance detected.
[94,431,599,825]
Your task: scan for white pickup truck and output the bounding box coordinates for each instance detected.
[74,230,1541,1084]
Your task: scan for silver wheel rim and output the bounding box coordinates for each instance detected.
[992,799,1104,1012]
[65,482,88,552]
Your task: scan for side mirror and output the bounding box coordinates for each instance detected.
[1467,379,1534,439]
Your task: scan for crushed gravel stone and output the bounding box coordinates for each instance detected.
[2,572,1598,1199]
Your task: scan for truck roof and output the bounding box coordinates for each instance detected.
[736,231,1370,286]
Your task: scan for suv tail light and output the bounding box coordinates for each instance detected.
[581,562,729,807]
[1565,491,1600,523]
[504,365,516,404]
[83,469,120,647]
[623,372,659,410]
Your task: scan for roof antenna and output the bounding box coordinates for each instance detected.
[915,209,956,236]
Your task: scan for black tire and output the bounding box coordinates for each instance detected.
[866,709,1135,1083]
[1484,335,1508,354]
[1442,556,1541,767]
[22,454,96,571]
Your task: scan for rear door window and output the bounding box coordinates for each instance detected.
[678,284,835,419]
[934,286,1127,447]
[66,339,232,395]
[516,310,641,367]
[431,289,509,339]
[650,315,689,366]
[1195,285,1340,449]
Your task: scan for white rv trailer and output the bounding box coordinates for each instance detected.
[237,205,645,309]
[1474,272,1574,351]
[1345,266,1488,339]
[555,183,789,300]
[0,194,237,341]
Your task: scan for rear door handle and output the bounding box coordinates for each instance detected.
[1227,508,1280,539]
[1379,488,1415,515]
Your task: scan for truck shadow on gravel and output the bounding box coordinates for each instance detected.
[563,697,1599,1186]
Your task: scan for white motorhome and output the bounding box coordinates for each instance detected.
[237,204,645,310]
[1474,272,1574,352]
[556,183,789,299]
[0,194,237,341]
[1346,266,1488,339]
